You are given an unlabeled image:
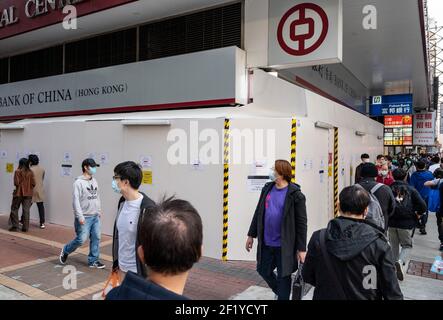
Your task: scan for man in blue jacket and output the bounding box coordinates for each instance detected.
[409,160,434,235]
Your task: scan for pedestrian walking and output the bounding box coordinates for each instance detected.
[302,185,403,300]
[28,154,46,229]
[389,169,427,281]
[111,161,155,281]
[9,158,35,232]
[59,158,105,269]
[107,197,202,300]
[246,159,307,300]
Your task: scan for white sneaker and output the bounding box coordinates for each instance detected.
[40,224,45,229]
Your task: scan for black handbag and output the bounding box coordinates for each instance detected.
[291,263,312,300]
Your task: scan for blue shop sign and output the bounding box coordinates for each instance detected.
[370,94,413,116]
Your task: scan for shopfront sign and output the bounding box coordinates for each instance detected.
[370,94,413,116]
[0,47,246,120]
[0,0,135,40]
[269,0,343,68]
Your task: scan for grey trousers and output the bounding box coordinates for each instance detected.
[388,228,413,264]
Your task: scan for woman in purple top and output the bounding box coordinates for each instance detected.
[246,160,308,300]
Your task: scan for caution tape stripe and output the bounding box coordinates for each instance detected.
[334,128,339,217]
[291,118,297,183]
[222,119,230,261]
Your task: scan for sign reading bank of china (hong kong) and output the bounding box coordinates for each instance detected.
[0,47,246,120]
[370,94,413,116]
[0,0,136,40]
[269,0,343,68]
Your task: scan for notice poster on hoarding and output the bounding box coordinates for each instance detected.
[247,176,270,192]
[142,171,153,185]
[413,113,436,146]
[6,163,13,173]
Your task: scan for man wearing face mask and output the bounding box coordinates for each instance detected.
[376,164,394,186]
[246,160,307,300]
[60,159,105,269]
[354,154,371,184]
[111,161,155,281]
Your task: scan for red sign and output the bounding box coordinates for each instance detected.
[0,0,136,40]
[277,3,329,56]
[384,115,412,127]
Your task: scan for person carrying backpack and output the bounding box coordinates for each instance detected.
[358,163,396,233]
[302,185,403,300]
[389,169,427,281]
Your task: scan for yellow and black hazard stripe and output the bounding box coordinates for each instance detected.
[222,119,230,261]
[291,118,297,183]
[333,127,339,217]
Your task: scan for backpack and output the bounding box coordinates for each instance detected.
[391,183,414,218]
[360,183,386,231]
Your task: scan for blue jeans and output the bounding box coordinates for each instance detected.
[63,215,101,265]
[257,245,292,300]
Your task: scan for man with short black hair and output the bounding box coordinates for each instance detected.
[111,161,155,280]
[358,163,396,232]
[106,197,203,300]
[302,185,403,300]
[390,169,427,281]
[354,153,370,184]
[429,156,441,174]
[60,158,105,269]
[409,160,434,235]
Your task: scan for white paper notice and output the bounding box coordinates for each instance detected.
[99,153,109,165]
[61,166,72,177]
[140,156,153,168]
[247,175,270,192]
[63,152,72,163]
[253,159,268,176]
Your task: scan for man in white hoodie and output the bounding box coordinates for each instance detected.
[60,158,105,269]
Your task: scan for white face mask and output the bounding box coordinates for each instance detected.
[380,170,389,176]
[363,159,371,163]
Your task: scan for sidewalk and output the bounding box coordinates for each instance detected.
[0,213,442,300]
[0,214,267,300]
[233,214,443,300]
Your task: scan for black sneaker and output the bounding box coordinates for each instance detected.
[89,261,106,269]
[59,249,68,265]
[419,227,427,235]
[8,227,19,232]
[395,261,404,281]
[440,243,443,252]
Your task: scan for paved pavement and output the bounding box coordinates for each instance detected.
[0,214,267,300]
[0,213,442,300]
[233,214,443,300]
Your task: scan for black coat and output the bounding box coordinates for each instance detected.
[302,217,403,300]
[112,192,156,278]
[358,179,396,232]
[354,163,364,184]
[389,181,427,229]
[248,182,307,277]
[106,271,188,300]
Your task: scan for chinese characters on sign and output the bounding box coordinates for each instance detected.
[413,113,436,146]
[384,115,413,146]
[370,94,413,116]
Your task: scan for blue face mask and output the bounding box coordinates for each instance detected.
[89,167,97,175]
[112,179,121,194]
[269,169,276,181]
